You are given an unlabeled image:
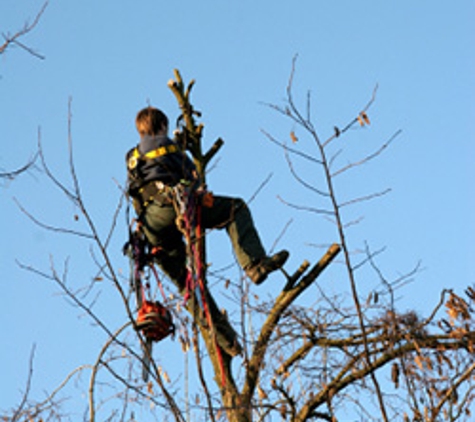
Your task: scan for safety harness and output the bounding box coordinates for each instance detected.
[126,144,180,212]
[127,144,179,171]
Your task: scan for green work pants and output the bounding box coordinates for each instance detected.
[141,195,266,289]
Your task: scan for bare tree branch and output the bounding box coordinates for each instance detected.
[0,152,39,182]
[11,345,36,422]
[0,2,48,59]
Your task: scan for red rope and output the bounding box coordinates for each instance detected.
[181,190,226,387]
[195,204,226,387]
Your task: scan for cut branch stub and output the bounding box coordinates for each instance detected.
[168,69,224,181]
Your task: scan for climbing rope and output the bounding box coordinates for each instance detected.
[172,182,226,387]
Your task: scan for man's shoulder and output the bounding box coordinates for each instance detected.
[125,145,137,160]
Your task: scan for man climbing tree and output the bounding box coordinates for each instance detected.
[8,69,475,422]
[125,106,289,291]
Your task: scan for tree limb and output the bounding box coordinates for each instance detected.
[243,243,341,402]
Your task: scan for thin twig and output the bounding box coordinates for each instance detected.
[261,129,323,165]
[277,195,334,216]
[0,152,39,180]
[11,345,36,422]
[331,130,401,178]
[338,188,392,208]
[0,2,48,59]
[14,197,93,239]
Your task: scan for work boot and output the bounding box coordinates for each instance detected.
[246,250,289,285]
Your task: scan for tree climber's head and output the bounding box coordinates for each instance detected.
[135,106,169,137]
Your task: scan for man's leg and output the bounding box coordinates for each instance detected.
[201,196,266,269]
[201,196,288,284]
[144,199,242,355]
[142,203,188,291]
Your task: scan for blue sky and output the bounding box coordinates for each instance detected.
[1,0,474,418]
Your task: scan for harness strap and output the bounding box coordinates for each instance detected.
[128,144,179,170]
[137,181,173,209]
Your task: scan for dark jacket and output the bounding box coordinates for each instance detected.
[126,135,196,197]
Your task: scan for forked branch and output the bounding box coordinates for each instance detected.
[0,2,48,59]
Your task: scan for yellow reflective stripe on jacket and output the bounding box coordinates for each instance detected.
[145,144,179,158]
[132,144,179,160]
[128,144,179,170]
